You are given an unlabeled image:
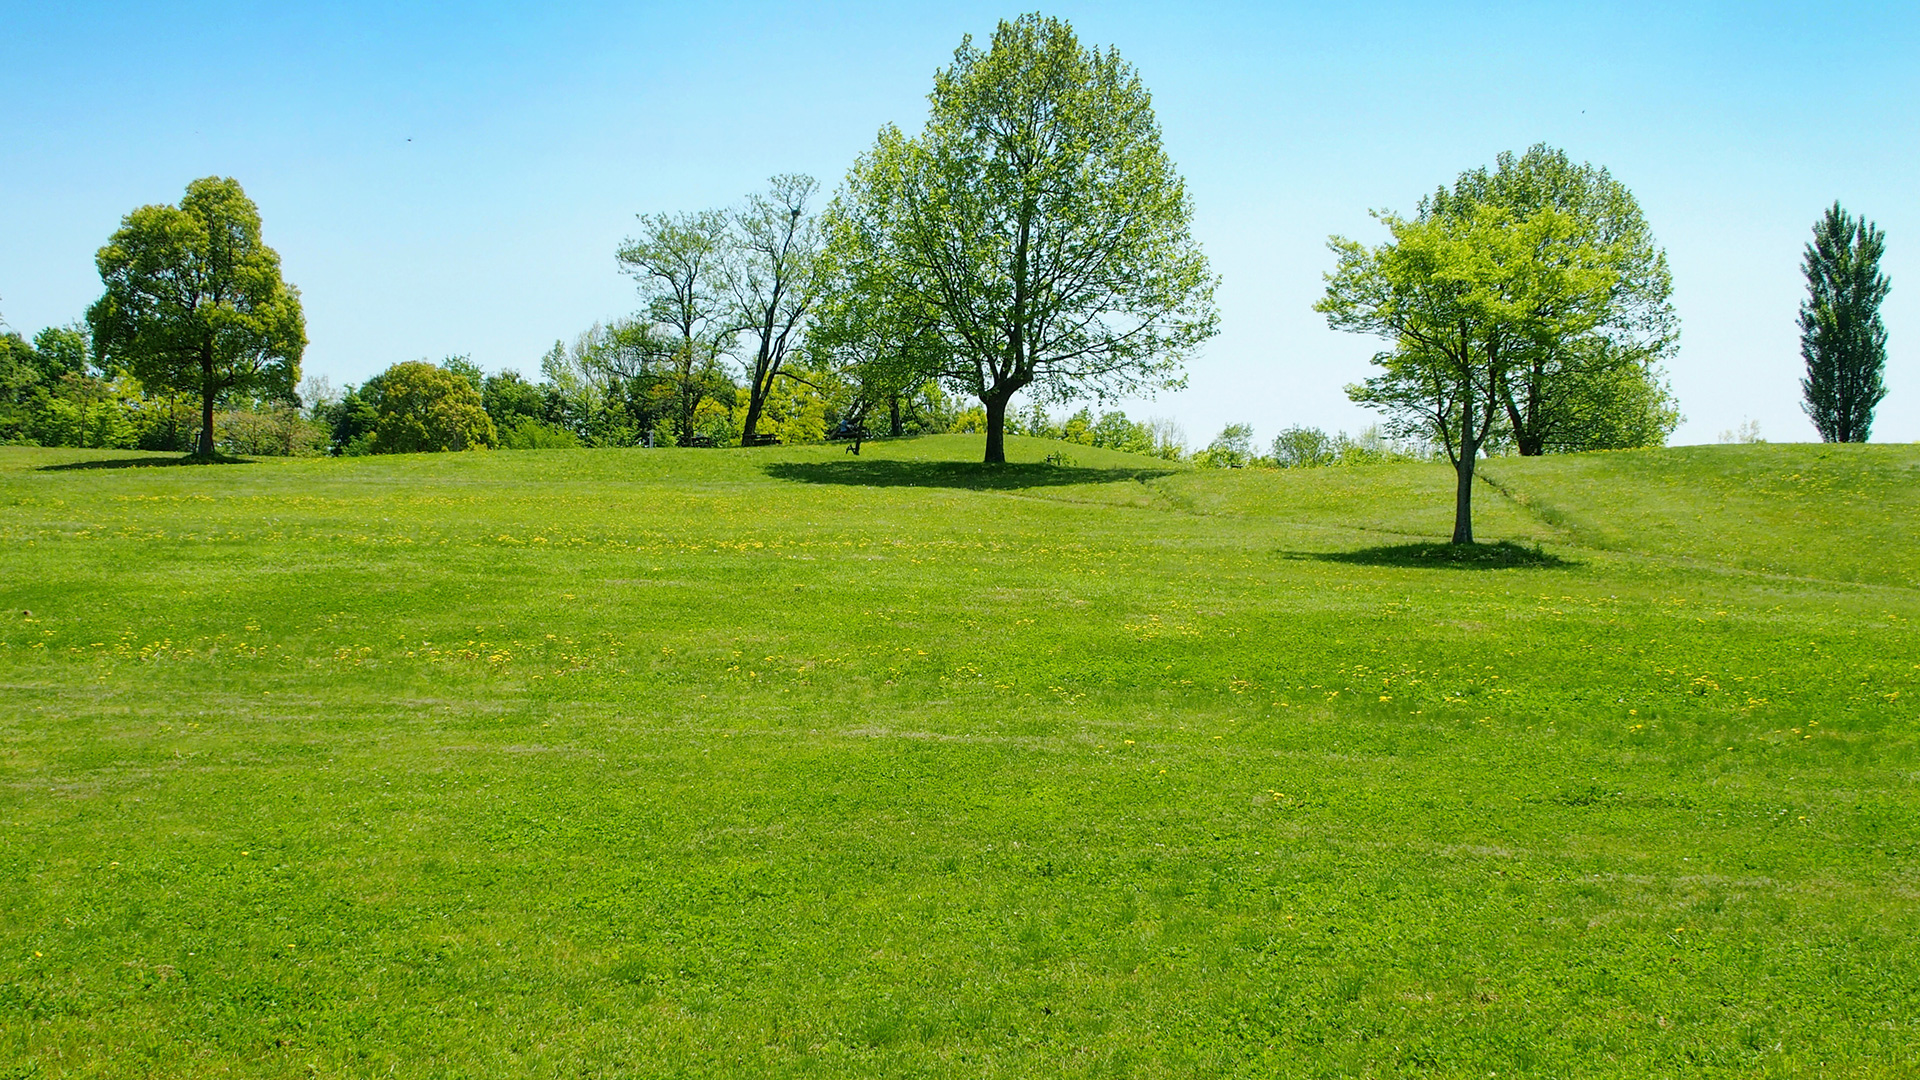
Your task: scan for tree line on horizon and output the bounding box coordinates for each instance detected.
[1,14,1895,539]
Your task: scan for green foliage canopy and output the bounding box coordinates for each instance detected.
[617,211,733,447]
[87,177,305,457]
[1423,145,1679,456]
[728,175,825,446]
[825,14,1218,463]
[366,361,498,453]
[1320,186,1635,543]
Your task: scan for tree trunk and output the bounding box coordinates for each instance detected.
[197,357,217,457]
[983,391,1012,464]
[1452,449,1477,545]
[740,390,765,446]
[889,394,903,437]
[1451,390,1476,545]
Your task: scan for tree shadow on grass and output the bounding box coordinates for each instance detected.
[38,454,253,472]
[764,459,1173,491]
[1286,540,1579,570]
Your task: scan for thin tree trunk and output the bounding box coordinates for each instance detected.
[197,352,217,457]
[1451,391,1476,545]
[889,394,902,437]
[1452,450,1477,545]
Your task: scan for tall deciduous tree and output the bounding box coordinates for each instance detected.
[729,175,824,446]
[617,211,733,447]
[1427,145,1680,455]
[826,14,1217,463]
[88,177,305,457]
[1800,203,1891,443]
[1321,202,1628,544]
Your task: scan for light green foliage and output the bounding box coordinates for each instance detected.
[30,326,89,380]
[87,177,305,457]
[1016,404,1175,459]
[1800,202,1891,443]
[1193,421,1256,468]
[1,439,1917,1076]
[618,211,734,447]
[1426,145,1679,456]
[214,404,327,457]
[0,324,144,450]
[366,360,498,453]
[826,14,1217,462]
[949,404,988,433]
[441,354,484,394]
[756,373,829,444]
[1271,424,1336,468]
[500,417,582,450]
[1059,406,1095,445]
[1320,162,1640,542]
[532,325,671,448]
[729,175,825,445]
[1089,409,1153,455]
[24,375,140,450]
[1543,339,1683,451]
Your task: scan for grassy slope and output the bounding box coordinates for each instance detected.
[2,436,1916,1078]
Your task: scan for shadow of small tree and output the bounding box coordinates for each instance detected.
[764,459,1172,491]
[1288,540,1577,570]
[39,453,253,472]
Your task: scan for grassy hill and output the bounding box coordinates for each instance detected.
[3,437,1916,1077]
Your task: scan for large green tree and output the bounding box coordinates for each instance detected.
[1800,202,1891,443]
[1321,201,1629,544]
[88,177,305,457]
[1426,145,1680,455]
[825,14,1217,463]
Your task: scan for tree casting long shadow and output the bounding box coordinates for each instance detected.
[1287,540,1577,570]
[38,454,253,472]
[764,459,1173,491]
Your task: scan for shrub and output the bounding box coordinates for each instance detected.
[1193,422,1256,468]
[367,361,498,453]
[501,418,582,450]
[1272,425,1336,468]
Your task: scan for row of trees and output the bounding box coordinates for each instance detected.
[19,14,1890,551]
[0,316,318,454]
[312,348,1206,460]
[584,16,1217,464]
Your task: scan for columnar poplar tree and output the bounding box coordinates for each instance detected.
[88,177,305,457]
[1800,203,1891,443]
[826,14,1218,464]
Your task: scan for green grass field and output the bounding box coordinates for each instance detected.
[4,436,1917,1077]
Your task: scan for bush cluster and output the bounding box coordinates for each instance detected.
[1,325,325,455]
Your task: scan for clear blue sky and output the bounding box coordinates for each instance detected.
[4,1,1915,445]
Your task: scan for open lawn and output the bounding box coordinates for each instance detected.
[3,436,1917,1077]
